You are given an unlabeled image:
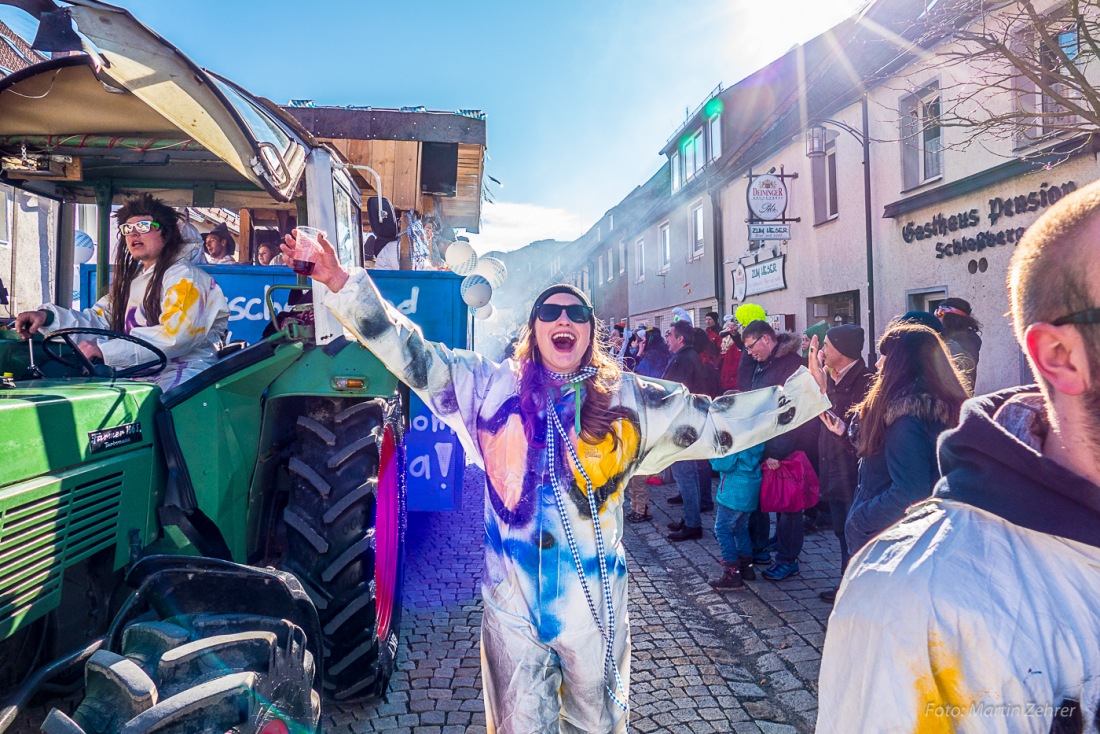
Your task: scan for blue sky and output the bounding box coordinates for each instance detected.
[2,0,864,252]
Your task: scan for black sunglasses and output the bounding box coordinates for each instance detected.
[1052,308,1100,326]
[536,303,592,323]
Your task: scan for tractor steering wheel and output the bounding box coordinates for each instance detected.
[41,328,168,379]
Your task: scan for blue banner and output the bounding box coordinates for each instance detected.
[81,264,469,512]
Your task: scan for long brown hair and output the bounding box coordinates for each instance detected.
[108,195,183,332]
[852,323,968,457]
[513,302,629,447]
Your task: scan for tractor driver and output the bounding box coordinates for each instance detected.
[15,194,230,392]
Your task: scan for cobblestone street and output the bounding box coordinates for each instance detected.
[14,466,839,734]
[333,466,840,733]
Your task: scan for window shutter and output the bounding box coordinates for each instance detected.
[900,96,920,190]
[812,154,828,225]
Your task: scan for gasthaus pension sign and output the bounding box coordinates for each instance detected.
[747,174,788,221]
[901,179,1076,259]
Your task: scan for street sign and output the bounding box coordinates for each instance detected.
[745,254,787,296]
[732,263,747,302]
[746,174,788,220]
[748,223,791,240]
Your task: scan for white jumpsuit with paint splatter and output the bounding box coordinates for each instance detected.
[326,268,830,733]
[39,258,229,392]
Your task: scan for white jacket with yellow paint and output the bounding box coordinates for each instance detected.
[817,388,1100,734]
[41,258,229,392]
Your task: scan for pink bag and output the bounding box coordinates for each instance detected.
[759,451,820,513]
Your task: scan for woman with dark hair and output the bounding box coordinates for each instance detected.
[281,232,830,734]
[936,297,983,394]
[16,194,229,391]
[634,327,670,378]
[844,323,969,554]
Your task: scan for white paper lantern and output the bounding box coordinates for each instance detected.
[74,230,95,264]
[461,274,492,308]
[445,239,479,275]
[474,302,494,320]
[473,256,508,289]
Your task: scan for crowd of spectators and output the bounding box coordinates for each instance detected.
[613,297,983,590]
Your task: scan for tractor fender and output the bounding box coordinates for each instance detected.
[106,556,324,686]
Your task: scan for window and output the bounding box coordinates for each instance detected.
[709,114,722,160]
[0,185,13,248]
[607,247,614,281]
[812,140,839,224]
[635,237,646,282]
[597,225,601,243]
[609,214,614,231]
[682,128,704,181]
[691,203,705,259]
[598,255,605,285]
[901,85,943,188]
[581,266,590,293]
[671,153,681,193]
[618,240,626,274]
[658,221,670,271]
[1040,23,1081,134]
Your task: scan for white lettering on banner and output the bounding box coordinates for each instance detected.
[434,443,454,486]
[396,286,420,315]
[228,285,286,322]
[409,454,432,480]
[412,415,429,432]
[744,255,787,296]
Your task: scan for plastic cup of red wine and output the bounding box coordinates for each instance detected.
[293,226,323,275]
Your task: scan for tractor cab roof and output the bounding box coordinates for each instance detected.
[0,0,322,209]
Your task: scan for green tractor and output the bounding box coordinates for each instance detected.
[0,3,470,732]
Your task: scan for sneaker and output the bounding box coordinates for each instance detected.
[752,551,772,565]
[738,556,756,581]
[626,510,652,524]
[667,495,684,506]
[667,519,684,531]
[819,587,838,603]
[762,562,800,581]
[667,526,703,541]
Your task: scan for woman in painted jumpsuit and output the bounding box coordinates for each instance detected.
[283,232,830,733]
[15,194,229,392]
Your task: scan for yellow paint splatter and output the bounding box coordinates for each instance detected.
[913,633,968,733]
[160,279,200,336]
[572,418,639,491]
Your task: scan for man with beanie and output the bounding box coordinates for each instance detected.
[815,324,874,602]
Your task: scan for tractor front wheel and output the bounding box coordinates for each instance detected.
[281,397,406,701]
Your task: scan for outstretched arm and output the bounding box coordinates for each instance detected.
[635,337,829,474]
[282,232,502,468]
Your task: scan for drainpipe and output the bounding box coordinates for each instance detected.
[709,188,724,314]
[861,96,877,364]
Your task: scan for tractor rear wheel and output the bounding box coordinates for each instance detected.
[281,397,406,701]
[41,612,320,734]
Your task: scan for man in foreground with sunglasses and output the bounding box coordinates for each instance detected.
[817,181,1100,731]
[15,194,228,391]
[280,231,830,733]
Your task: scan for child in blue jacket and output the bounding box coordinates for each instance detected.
[709,442,766,589]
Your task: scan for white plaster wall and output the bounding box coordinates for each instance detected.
[0,189,57,318]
